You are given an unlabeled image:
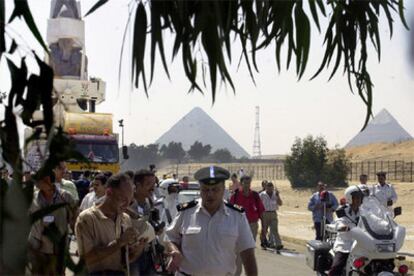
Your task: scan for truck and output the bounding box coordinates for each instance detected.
[24,0,122,176]
[63,112,120,175]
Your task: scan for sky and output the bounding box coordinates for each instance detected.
[1,0,413,156]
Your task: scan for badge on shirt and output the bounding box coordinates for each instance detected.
[185,226,201,235]
[43,215,55,223]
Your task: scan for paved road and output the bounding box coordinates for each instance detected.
[248,247,314,276]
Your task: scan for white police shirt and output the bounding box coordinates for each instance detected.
[332,205,360,253]
[166,200,255,276]
[161,193,179,225]
[372,183,398,208]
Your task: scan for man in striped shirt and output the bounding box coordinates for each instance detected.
[259,182,283,250]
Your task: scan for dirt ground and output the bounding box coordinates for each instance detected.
[248,180,414,256]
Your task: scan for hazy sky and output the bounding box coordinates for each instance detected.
[1,0,413,155]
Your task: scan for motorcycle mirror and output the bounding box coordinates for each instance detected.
[394,206,402,217]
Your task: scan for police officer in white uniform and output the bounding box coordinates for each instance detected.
[329,185,363,276]
[372,171,398,208]
[165,166,258,276]
[159,178,181,225]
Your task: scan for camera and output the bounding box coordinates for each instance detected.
[148,208,165,233]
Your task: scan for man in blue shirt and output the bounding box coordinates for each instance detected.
[308,181,338,240]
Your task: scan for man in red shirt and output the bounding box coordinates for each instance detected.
[230,175,264,275]
[230,175,265,239]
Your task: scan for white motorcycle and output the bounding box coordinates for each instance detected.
[306,195,409,276]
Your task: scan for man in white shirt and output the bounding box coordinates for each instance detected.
[372,171,398,208]
[80,174,107,212]
[329,186,363,276]
[259,182,283,250]
[159,179,180,225]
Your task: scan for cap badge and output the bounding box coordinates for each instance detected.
[209,166,215,178]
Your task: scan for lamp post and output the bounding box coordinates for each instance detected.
[118,119,124,146]
[118,119,128,159]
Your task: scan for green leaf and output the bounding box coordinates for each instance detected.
[201,25,218,102]
[0,0,5,59]
[149,1,170,84]
[398,0,409,29]
[22,74,42,127]
[294,4,311,79]
[316,0,326,16]
[132,2,148,95]
[9,0,48,53]
[1,105,21,170]
[6,58,27,108]
[34,54,54,136]
[360,73,374,131]
[309,0,321,32]
[8,39,17,54]
[84,0,109,17]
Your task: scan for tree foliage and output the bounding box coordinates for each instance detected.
[0,2,86,273]
[284,135,349,188]
[87,0,409,129]
[121,143,160,171]
[188,141,212,161]
[323,147,350,187]
[212,148,234,163]
[160,141,186,162]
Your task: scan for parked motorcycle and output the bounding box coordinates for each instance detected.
[306,195,409,275]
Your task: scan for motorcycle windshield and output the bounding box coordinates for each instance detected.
[359,196,393,239]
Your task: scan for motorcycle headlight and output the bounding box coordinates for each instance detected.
[376,243,395,253]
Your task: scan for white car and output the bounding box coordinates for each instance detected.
[178,182,200,203]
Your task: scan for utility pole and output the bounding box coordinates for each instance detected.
[252,106,262,159]
[119,119,129,159]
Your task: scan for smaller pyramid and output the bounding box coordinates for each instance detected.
[346,109,413,148]
[156,107,250,158]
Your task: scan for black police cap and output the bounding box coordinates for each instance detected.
[194,166,230,185]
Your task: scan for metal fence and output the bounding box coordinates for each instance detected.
[348,160,414,182]
[165,160,414,183]
[165,163,286,181]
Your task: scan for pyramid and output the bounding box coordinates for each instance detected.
[155,107,250,158]
[346,109,413,148]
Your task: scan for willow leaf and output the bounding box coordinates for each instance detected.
[0,0,5,58]
[84,0,109,17]
[132,2,148,94]
[9,0,48,52]
[398,0,409,29]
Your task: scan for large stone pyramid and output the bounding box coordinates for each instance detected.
[346,109,413,148]
[156,107,250,158]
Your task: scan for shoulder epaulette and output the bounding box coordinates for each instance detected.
[335,205,347,218]
[176,200,198,212]
[225,202,245,213]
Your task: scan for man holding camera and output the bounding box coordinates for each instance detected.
[307,181,338,240]
[372,171,398,208]
[130,169,164,276]
[75,173,145,275]
[29,171,77,275]
[165,166,258,276]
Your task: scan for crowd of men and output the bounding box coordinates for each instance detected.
[0,162,399,276]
